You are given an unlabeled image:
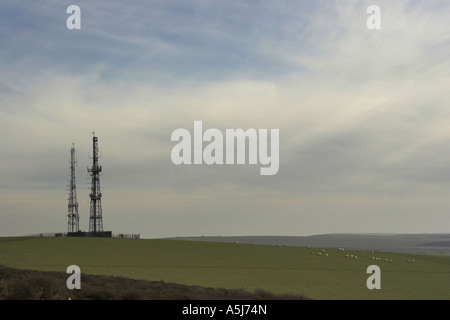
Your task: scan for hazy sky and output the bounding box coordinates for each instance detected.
[1,0,450,238]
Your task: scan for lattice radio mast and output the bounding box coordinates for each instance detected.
[68,143,80,233]
[88,133,103,233]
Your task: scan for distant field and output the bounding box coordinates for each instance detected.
[165,234,450,255]
[0,237,449,300]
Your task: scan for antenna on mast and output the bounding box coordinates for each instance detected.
[67,143,80,233]
[88,133,103,233]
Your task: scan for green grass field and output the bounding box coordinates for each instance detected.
[0,237,449,300]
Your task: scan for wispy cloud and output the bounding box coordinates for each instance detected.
[1,0,450,237]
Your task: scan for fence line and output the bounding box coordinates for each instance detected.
[113,233,140,239]
[24,232,140,239]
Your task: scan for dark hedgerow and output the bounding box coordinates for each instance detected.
[0,265,311,300]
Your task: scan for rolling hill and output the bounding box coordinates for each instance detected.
[0,236,449,300]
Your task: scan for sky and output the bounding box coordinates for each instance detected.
[1,0,450,238]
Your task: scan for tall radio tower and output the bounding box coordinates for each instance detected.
[88,133,103,233]
[67,143,80,233]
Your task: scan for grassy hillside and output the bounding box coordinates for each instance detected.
[0,237,449,300]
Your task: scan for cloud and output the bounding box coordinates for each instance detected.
[1,0,450,237]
